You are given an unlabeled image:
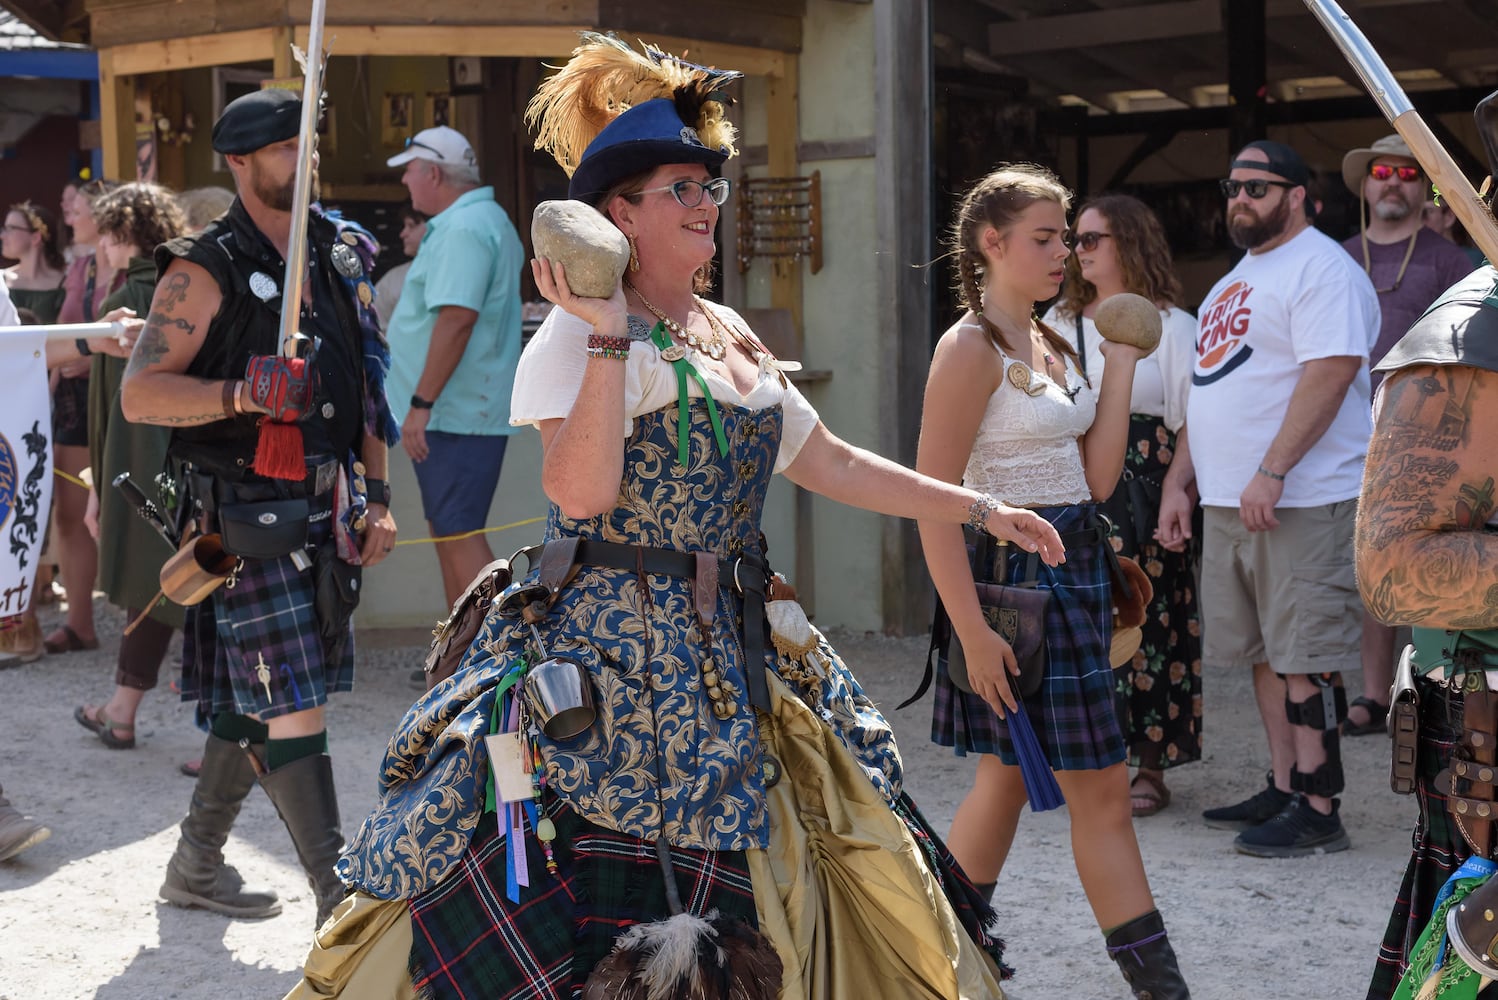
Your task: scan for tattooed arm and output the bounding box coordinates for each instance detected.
[120,260,264,426]
[1355,364,1498,630]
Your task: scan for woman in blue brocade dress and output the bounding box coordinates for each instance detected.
[285,36,1063,1000]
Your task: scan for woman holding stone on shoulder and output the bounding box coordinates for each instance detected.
[286,34,1060,1000]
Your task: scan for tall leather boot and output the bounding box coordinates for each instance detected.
[257,753,347,929]
[1105,909,1191,1000]
[160,734,281,918]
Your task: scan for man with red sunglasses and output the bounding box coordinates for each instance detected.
[1337,134,1477,741]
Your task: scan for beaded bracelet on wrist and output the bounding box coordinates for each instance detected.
[586,333,632,362]
[587,346,631,361]
[966,493,1003,534]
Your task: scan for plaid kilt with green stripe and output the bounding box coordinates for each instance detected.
[408,797,759,999]
[1368,679,1467,1000]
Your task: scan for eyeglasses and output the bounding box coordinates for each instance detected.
[637,178,732,208]
[1,224,34,235]
[403,137,447,161]
[1369,163,1421,183]
[1073,231,1112,252]
[1219,178,1296,199]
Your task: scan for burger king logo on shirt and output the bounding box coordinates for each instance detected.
[1193,279,1255,385]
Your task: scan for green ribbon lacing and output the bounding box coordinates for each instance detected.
[650,320,730,469]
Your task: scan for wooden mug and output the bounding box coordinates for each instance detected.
[160,533,237,606]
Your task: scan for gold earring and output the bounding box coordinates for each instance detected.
[627,234,640,272]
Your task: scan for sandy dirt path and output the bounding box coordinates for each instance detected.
[0,607,1412,999]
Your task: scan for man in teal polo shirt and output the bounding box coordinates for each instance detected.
[386,126,523,611]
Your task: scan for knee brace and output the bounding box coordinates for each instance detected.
[1284,673,1347,798]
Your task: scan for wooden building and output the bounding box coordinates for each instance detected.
[3,0,1498,633]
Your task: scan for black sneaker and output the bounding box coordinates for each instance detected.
[1233,795,1351,858]
[1202,777,1292,831]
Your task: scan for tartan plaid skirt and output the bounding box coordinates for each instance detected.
[406,792,1006,999]
[1367,679,1466,1000]
[180,518,354,725]
[931,504,1127,771]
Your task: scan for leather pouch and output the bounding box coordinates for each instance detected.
[314,544,362,665]
[944,580,1049,698]
[1390,643,1419,795]
[218,498,310,560]
[424,556,516,690]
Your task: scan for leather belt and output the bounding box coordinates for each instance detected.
[1448,686,1498,858]
[539,538,773,714]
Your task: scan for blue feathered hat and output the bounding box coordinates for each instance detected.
[527,33,740,207]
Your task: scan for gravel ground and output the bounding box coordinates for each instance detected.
[0,602,1413,999]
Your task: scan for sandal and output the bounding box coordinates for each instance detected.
[1343,695,1390,737]
[74,705,136,750]
[1130,770,1171,818]
[45,625,99,655]
[179,759,201,778]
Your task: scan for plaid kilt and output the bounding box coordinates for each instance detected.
[932,503,1127,771]
[180,519,354,725]
[408,797,759,1000]
[1367,679,1467,1000]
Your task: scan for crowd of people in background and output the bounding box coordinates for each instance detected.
[0,61,1493,999]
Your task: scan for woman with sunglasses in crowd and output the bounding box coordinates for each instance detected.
[287,36,1063,1000]
[917,165,1190,999]
[0,202,69,661]
[1041,194,1202,819]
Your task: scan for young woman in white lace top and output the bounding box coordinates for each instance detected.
[916,164,1192,999]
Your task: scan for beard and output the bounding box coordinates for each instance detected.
[1228,193,1292,250]
[1372,193,1414,222]
[250,160,319,213]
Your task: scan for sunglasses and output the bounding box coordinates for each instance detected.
[403,137,448,161]
[1369,163,1421,182]
[1073,231,1112,253]
[637,177,732,208]
[1219,178,1296,200]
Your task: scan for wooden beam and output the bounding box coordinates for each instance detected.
[106,28,277,75]
[988,0,1220,56]
[5,0,65,39]
[97,50,135,182]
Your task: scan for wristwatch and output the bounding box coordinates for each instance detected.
[409,394,435,410]
[365,477,392,506]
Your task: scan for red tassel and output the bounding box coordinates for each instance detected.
[252,419,306,481]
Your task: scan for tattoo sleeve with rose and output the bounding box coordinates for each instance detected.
[1356,364,1498,629]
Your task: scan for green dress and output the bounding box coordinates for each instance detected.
[90,256,183,627]
[8,284,66,324]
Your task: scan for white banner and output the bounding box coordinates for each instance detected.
[0,331,54,619]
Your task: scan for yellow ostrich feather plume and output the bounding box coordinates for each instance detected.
[526,32,741,178]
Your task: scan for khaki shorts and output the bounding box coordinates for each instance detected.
[1200,501,1363,674]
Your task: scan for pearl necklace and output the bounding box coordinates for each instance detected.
[625,280,727,361]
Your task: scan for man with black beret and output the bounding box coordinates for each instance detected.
[120,86,400,928]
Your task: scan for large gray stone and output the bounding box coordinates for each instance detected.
[530,200,631,299]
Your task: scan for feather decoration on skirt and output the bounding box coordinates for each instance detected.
[583,909,782,1000]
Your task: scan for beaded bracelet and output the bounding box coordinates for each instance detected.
[1255,465,1285,482]
[966,493,1003,533]
[586,333,632,362]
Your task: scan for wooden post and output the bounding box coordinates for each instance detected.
[272,25,295,79]
[97,50,136,182]
[875,0,933,634]
[765,56,802,335]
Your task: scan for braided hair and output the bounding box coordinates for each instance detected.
[948,163,1077,361]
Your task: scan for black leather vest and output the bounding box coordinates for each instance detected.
[1376,265,1498,378]
[155,200,362,481]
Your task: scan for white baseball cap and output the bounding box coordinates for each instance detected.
[387,126,476,168]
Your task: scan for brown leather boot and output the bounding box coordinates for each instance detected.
[159,734,281,918]
[1105,909,1190,1000]
[258,752,347,929]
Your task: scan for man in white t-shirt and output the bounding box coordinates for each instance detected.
[1160,140,1379,858]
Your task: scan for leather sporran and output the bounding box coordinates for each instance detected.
[218,497,310,560]
[938,527,1049,699]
